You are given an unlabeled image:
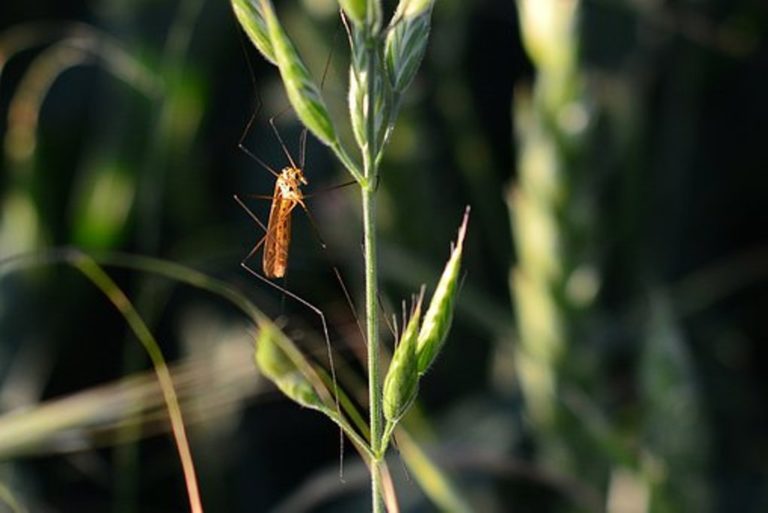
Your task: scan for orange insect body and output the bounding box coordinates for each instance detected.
[263,166,308,278]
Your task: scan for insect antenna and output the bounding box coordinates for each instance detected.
[235,29,281,179]
[299,128,308,171]
[295,18,342,173]
[268,110,299,170]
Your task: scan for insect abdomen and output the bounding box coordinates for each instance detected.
[263,191,294,278]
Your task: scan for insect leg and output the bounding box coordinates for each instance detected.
[298,203,366,346]
[235,196,345,473]
[303,179,357,199]
[240,261,345,475]
[233,194,268,233]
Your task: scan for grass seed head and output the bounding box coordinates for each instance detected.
[257,0,338,146]
[385,0,434,93]
[231,0,277,65]
[339,0,368,26]
[254,324,323,410]
[416,207,470,374]
[383,293,423,423]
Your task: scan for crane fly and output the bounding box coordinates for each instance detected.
[259,164,307,279]
[234,125,334,280]
[235,118,356,282]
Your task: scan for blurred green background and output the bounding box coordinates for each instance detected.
[1,0,767,511]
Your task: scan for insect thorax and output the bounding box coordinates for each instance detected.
[277,166,306,201]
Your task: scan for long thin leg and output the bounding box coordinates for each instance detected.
[299,203,366,345]
[233,194,268,234]
[243,193,279,201]
[303,179,357,199]
[235,82,280,178]
[241,259,341,390]
[235,192,347,475]
[239,261,345,474]
[239,139,281,179]
[238,101,281,179]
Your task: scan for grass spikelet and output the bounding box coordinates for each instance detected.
[416,206,470,374]
[230,0,276,65]
[383,291,423,424]
[385,0,434,94]
[254,324,324,410]
[338,0,367,26]
[257,0,337,147]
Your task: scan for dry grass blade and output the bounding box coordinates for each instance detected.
[0,341,258,459]
[69,256,203,513]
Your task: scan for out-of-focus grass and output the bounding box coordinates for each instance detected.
[0,0,767,511]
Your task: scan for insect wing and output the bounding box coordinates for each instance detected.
[263,183,294,278]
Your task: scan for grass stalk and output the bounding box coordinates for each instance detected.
[363,183,383,511]
[362,28,384,512]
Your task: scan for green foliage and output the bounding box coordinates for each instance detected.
[641,295,708,511]
[345,20,391,160]
[7,0,758,510]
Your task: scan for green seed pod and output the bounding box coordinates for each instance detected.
[230,0,277,65]
[385,0,434,93]
[254,324,323,410]
[259,0,337,146]
[416,207,470,374]
[338,0,367,26]
[383,297,422,423]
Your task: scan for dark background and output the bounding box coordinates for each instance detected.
[0,0,767,511]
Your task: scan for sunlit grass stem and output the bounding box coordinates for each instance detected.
[362,15,384,511]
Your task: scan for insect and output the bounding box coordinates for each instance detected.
[262,165,307,278]
[235,107,356,284]
[234,125,312,281]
